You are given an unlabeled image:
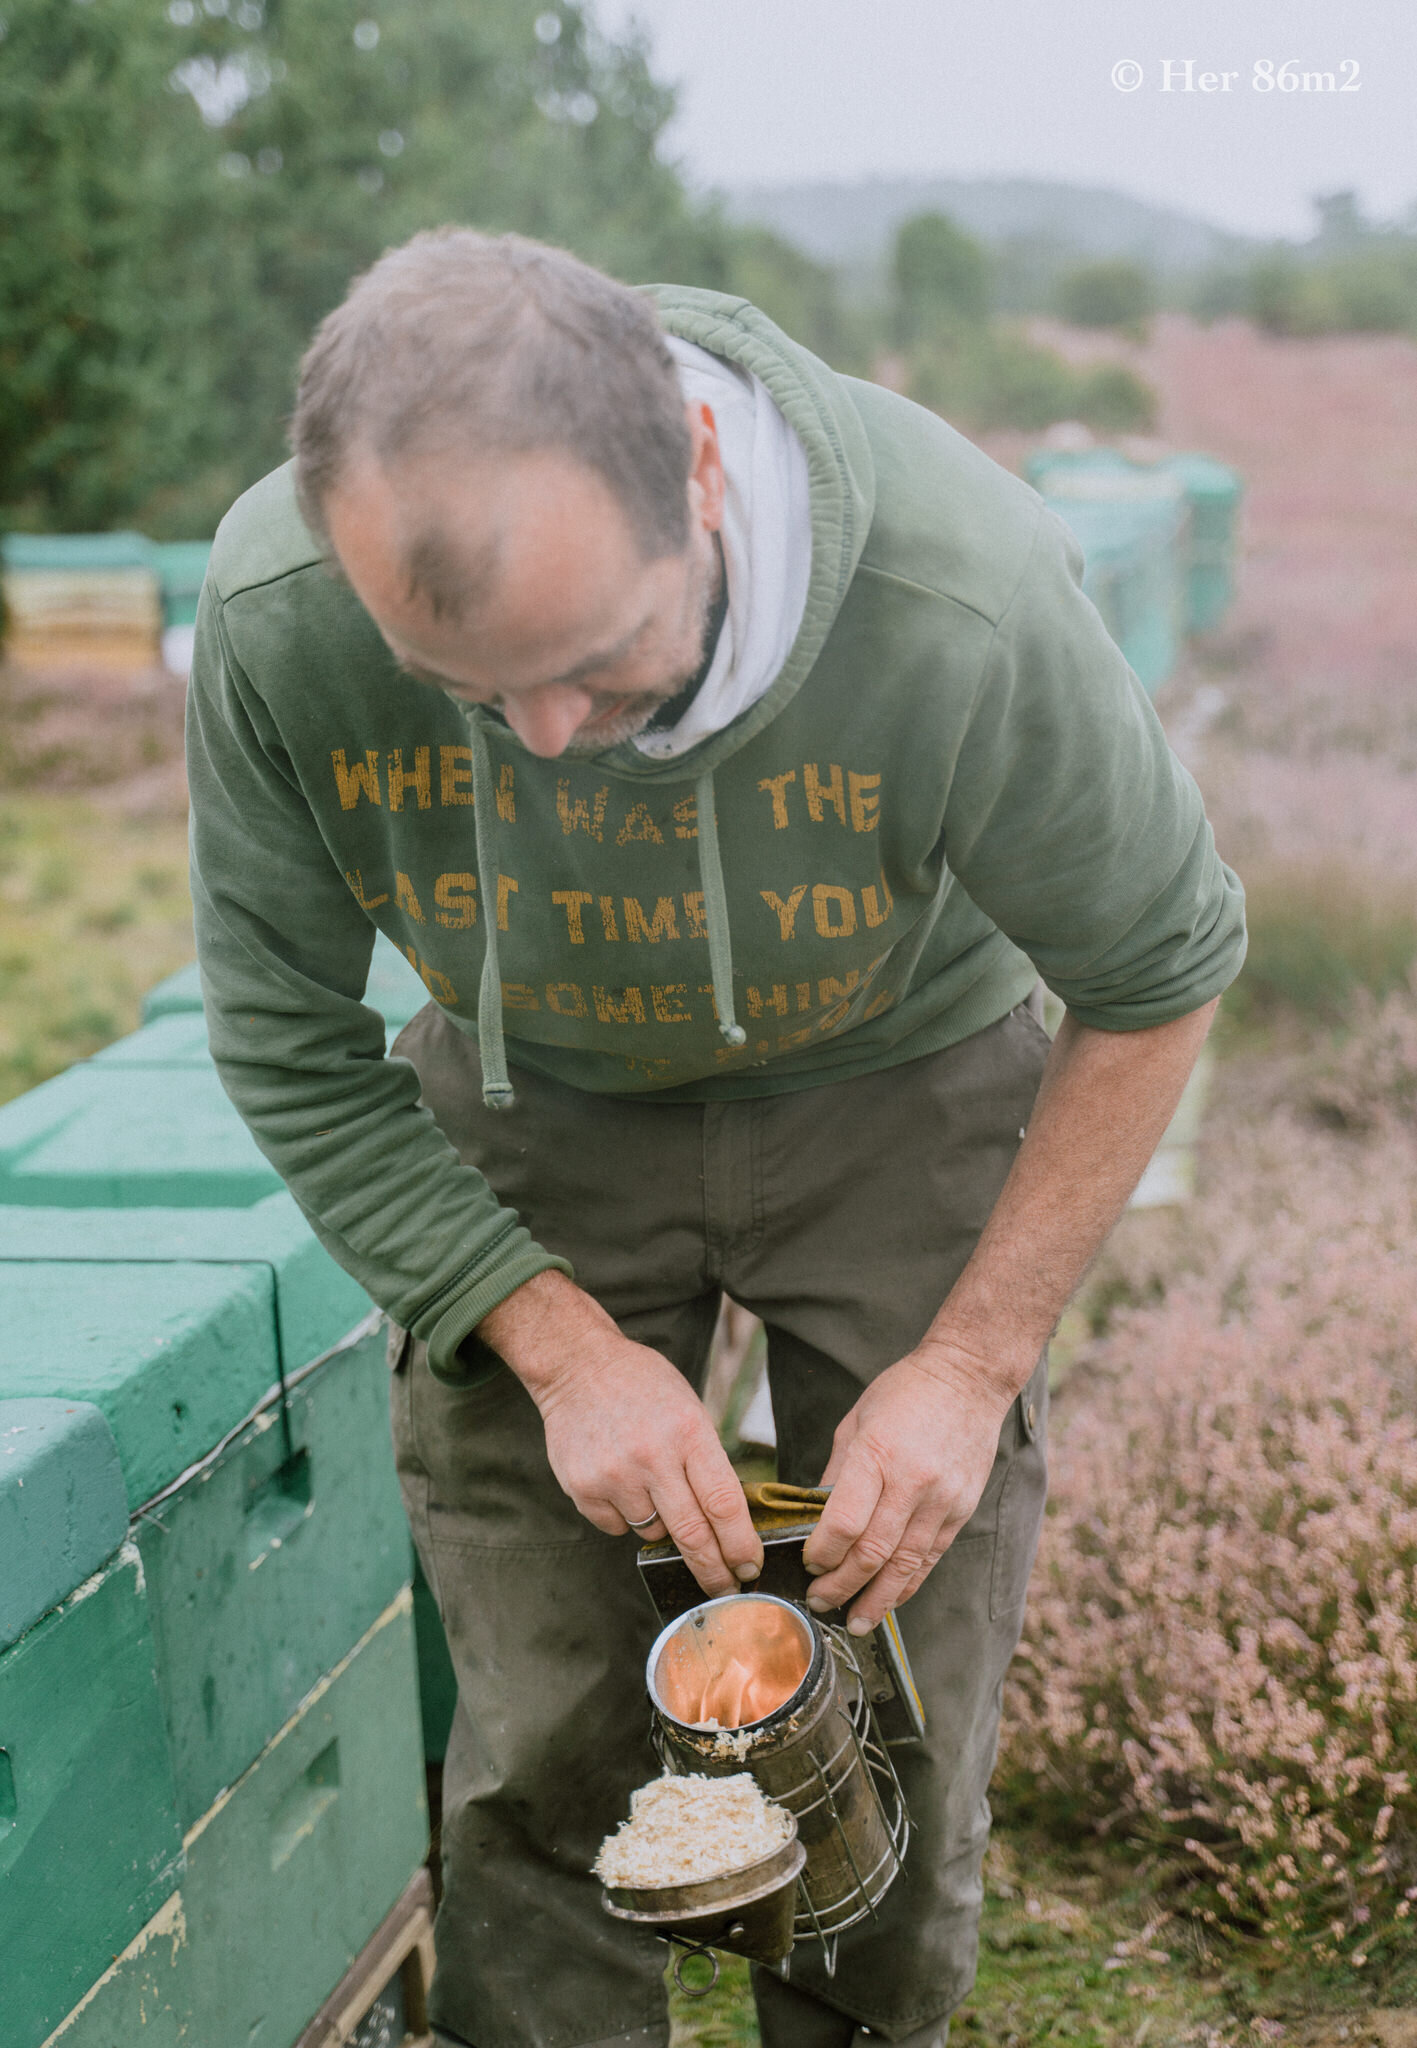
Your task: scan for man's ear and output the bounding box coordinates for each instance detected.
[686,400,726,534]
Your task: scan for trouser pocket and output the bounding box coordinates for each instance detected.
[989,1350,1049,1622]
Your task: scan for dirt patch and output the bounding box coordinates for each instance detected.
[0,658,188,817]
[1284,2017,1417,2048]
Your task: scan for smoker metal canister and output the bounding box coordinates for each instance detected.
[646,1594,904,1941]
[600,1827,807,1972]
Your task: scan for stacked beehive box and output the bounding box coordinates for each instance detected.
[151,540,214,675]
[1024,446,1244,694]
[0,535,164,674]
[0,933,445,2046]
[136,935,460,1765]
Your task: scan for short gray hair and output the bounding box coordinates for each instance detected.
[291,228,692,611]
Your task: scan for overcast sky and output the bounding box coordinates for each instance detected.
[593,0,1416,239]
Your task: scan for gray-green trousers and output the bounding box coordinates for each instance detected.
[388,1003,1052,2048]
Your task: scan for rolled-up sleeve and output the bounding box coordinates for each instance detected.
[943,509,1245,1029]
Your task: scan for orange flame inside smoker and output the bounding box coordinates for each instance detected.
[655,1602,813,1729]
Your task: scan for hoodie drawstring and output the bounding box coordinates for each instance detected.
[694,769,747,1049]
[469,718,516,1110]
[465,736,744,1109]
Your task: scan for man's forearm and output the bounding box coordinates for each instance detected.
[479,1267,620,1402]
[918,999,1218,1398]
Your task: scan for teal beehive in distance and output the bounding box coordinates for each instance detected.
[0,1398,129,1649]
[1047,489,1188,696]
[151,540,212,629]
[1026,445,1242,641]
[1,1545,184,2048]
[1,532,154,572]
[1159,450,1243,632]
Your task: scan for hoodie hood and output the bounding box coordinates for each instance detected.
[574,287,877,784]
[634,333,811,761]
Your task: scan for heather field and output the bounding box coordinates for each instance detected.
[3,318,1416,2045]
[974,318,1417,2040]
[683,321,1417,2046]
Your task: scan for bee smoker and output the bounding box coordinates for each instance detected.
[637,1593,911,1977]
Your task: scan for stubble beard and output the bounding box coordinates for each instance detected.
[556,536,722,758]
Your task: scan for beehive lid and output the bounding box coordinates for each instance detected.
[0,1192,372,1384]
[0,1063,282,1208]
[141,960,203,1020]
[1024,447,1134,492]
[0,1262,282,1508]
[90,1014,214,1067]
[1,532,155,571]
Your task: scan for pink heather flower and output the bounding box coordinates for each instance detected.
[996,986,1417,1971]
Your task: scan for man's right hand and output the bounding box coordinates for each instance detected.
[478,1270,763,1597]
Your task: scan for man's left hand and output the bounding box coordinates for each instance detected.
[799,1344,1018,1634]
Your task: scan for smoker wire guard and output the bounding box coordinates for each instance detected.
[601,1595,913,1991]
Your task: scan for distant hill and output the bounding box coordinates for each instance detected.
[724,175,1257,290]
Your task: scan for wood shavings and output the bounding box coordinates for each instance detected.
[594,1772,792,1889]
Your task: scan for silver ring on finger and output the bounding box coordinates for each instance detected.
[625,1508,661,1530]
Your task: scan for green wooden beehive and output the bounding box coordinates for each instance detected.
[45,1593,428,2048]
[0,1260,280,1509]
[0,1065,282,1208]
[0,1194,371,1374]
[0,1398,129,1650]
[135,1324,411,1825]
[1,1545,184,2048]
[0,1240,409,1824]
[139,960,205,1021]
[2,1205,453,1778]
[89,1013,213,1068]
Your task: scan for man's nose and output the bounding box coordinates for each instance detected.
[499,685,595,758]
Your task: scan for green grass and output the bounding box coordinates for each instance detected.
[668,1834,1231,2048]
[668,1826,1415,2047]
[0,794,193,1101]
[1229,861,1417,1031]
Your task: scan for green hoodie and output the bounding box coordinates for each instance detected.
[187,287,1244,1378]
